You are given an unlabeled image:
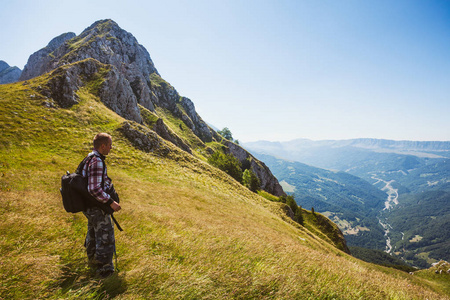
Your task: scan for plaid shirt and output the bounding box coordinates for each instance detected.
[82,150,112,204]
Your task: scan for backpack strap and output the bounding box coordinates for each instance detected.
[75,155,92,175]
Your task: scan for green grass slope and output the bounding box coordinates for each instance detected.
[1,78,450,299]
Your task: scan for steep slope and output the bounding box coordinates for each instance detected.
[1,73,449,299]
[19,32,76,82]
[18,19,284,196]
[0,60,21,84]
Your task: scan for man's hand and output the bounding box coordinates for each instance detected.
[110,201,121,212]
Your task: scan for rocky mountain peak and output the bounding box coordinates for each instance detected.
[64,19,159,76]
[47,32,77,51]
[19,19,285,196]
[19,32,76,81]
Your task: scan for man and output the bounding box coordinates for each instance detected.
[82,133,121,278]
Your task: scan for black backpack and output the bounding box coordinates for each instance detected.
[60,154,122,230]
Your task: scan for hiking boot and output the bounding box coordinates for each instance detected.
[88,258,101,269]
[99,269,114,278]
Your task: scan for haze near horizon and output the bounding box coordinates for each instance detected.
[1,0,449,142]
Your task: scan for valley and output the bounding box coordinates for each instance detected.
[245,139,450,268]
[373,176,399,253]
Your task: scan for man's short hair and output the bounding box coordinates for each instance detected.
[93,133,112,149]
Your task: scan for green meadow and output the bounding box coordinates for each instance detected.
[1,77,449,299]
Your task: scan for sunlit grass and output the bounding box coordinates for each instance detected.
[1,79,449,299]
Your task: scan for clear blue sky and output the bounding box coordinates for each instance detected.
[1,0,449,142]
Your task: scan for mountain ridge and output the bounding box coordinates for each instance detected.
[15,19,285,196]
[245,138,450,154]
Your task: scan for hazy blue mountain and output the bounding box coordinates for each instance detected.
[0,60,21,84]
[244,138,450,192]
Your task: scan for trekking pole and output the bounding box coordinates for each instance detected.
[111,213,123,231]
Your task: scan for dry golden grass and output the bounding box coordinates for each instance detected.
[1,80,449,299]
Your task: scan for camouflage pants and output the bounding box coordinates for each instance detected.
[83,207,115,273]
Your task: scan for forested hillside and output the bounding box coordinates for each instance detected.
[253,153,388,250]
[245,139,450,268]
[385,191,450,268]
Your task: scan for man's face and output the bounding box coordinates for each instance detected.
[99,138,112,156]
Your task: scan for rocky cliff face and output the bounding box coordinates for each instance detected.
[19,32,76,81]
[21,19,285,197]
[20,19,215,141]
[0,61,22,84]
[223,140,285,196]
[35,58,142,123]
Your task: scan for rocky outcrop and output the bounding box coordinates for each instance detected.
[18,19,216,143]
[153,118,192,154]
[20,19,286,196]
[180,97,216,142]
[118,121,171,156]
[223,140,285,197]
[98,65,142,123]
[36,59,141,122]
[36,60,87,108]
[19,32,76,81]
[0,61,22,84]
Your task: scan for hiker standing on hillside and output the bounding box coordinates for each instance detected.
[82,133,121,278]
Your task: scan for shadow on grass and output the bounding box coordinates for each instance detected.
[56,257,127,299]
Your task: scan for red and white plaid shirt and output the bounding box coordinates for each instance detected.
[82,150,112,204]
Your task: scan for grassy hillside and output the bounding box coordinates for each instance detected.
[1,79,450,299]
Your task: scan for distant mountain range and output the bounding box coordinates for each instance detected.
[0,60,21,84]
[244,138,450,162]
[244,138,450,267]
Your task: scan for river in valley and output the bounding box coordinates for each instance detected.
[372,176,399,253]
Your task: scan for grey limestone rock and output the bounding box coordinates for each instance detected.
[19,32,76,81]
[180,97,214,142]
[99,66,142,123]
[223,140,285,197]
[118,121,170,156]
[37,59,141,123]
